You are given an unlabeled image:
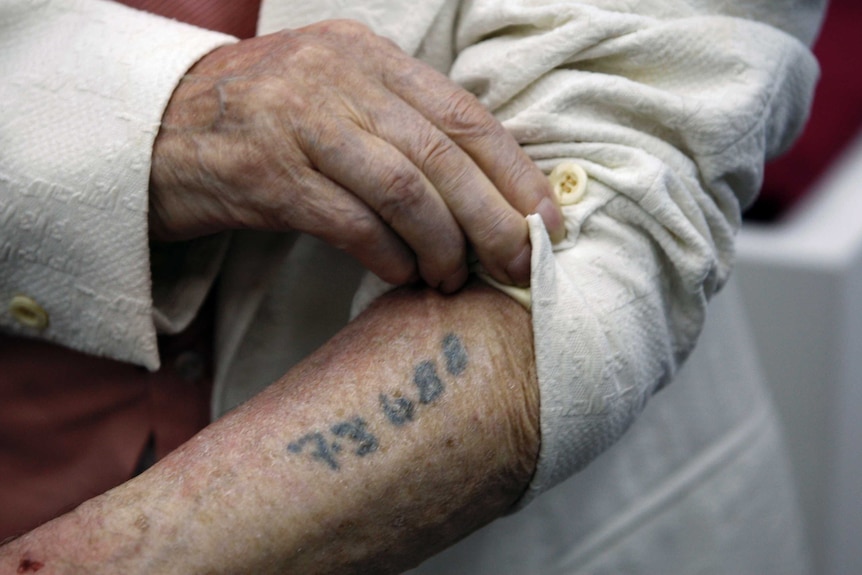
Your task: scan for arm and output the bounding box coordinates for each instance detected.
[0,0,235,367]
[0,282,539,574]
[1,1,563,368]
[0,0,824,571]
[445,0,825,499]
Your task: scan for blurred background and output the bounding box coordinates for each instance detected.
[736,1,862,573]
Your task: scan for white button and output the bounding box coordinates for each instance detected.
[9,295,50,330]
[549,161,588,205]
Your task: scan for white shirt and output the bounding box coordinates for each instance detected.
[0,1,823,570]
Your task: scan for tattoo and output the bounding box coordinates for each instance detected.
[380,394,415,426]
[287,432,341,470]
[287,418,379,470]
[287,332,470,470]
[442,333,468,376]
[413,360,445,405]
[331,417,379,456]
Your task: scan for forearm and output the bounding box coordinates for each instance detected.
[0,282,538,574]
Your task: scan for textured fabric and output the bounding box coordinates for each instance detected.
[0,0,235,369]
[0,0,821,493]
[0,0,822,570]
[408,280,808,574]
[279,0,822,501]
[0,0,242,536]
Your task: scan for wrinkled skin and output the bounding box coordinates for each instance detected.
[149,20,564,292]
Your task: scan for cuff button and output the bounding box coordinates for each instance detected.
[549,161,588,206]
[9,295,50,330]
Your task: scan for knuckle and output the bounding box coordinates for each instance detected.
[332,19,373,36]
[315,19,378,47]
[504,154,536,188]
[286,42,341,77]
[243,79,291,119]
[415,129,457,173]
[317,207,382,255]
[504,156,547,205]
[439,89,495,137]
[274,28,294,41]
[377,165,428,223]
[251,180,298,230]
[341,207,381,247]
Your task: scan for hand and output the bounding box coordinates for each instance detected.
[149,20,564,291]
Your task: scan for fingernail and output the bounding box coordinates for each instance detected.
[536,196,566,244]
[505,243,532,288]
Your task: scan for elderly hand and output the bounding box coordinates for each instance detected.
[149,20,563,291]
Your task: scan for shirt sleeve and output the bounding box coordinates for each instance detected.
[0,0,235,369]
[444,0,823,504]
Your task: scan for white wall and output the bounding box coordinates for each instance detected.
[735,131,862,575]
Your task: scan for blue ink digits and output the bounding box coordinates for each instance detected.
[287,432,341,470]
[331,417,379,456]
[413,360,444,404]
[288,333,468,469]
[442,333,468,376]
[287,419,378,470]
[380,333,466,425]
[379,394,415,426]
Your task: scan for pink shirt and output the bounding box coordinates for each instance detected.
[0,316,213,537]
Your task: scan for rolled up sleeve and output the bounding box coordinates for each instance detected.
[447,0,822,503]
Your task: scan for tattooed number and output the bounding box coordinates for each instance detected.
[442,333,468,376]
[380,394,415,426]
[287,333,469,470]
[287,432,340,470]
[331,417,379,456]
[413,360,444,404]
[287,418,379,470]
[383,333,467,424]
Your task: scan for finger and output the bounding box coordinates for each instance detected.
[362,96,533,287]
[279,167,419,286]
[304,123,469,293]
[383,56,566,244]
